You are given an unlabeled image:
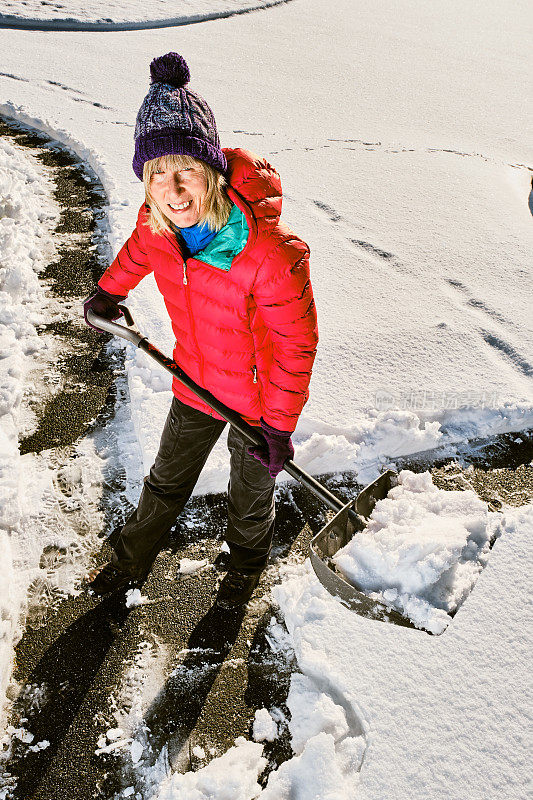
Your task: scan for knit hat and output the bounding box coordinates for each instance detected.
[132,52,227,181]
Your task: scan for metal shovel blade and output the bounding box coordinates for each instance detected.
[309,470,424,631]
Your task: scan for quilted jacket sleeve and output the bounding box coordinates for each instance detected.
[98,211,153,296]
[252,238,319,432]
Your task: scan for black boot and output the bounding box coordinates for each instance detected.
[86,562,137,596]
[213,550,232,572]
[215,568,262,609]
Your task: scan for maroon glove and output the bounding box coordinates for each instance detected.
[248,418,294,478]
[83,287,126,331]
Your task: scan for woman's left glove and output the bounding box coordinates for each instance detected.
[248,418,294,478]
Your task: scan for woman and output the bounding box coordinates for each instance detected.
[84,52,318,609]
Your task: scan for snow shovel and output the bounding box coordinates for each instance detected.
[87,307,420,631]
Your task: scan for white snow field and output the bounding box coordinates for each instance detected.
[0,0,532,796]
[0,0,286,29]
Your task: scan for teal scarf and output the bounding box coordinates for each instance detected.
[175,203,249,271]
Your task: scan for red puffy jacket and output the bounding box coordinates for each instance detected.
[98,148,318,432]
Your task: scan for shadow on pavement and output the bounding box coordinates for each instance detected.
[4,593,131,800]
[128,603,245,782]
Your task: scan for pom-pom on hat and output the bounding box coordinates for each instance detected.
[132,52,227,181]
[149,52,190,87]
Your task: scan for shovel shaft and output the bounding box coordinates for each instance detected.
[87,308,359,521]
[137,338,347,515]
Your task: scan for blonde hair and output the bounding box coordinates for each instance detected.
[142,153,232,236]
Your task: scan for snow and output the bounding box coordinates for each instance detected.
[0,0,531,495]
[125,587,148,607]
[252,708,278,743]
[0,136,56,461]
[0,0,531,796]
[0,136,132,729]
[6,726,33,744]
[107,728,126,741]
[178,557,209,576]
[285,673,350,756]
[0,0,287,28]
[27,739,50,752]
[154,737,266,800]
[95,737,133,756]
[0,529,15,729]
[334,469,498,634]
[0,137,57,726]
[130,739,144,764]
[260,732,366,800]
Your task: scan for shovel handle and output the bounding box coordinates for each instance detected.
[87,307,364,524]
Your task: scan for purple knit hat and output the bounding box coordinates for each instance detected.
[132,52,227,181]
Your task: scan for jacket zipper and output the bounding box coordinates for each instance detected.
[165,233,204,385]
[252,366,258,384]
[182,262,203,382]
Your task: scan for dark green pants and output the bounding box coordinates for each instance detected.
[111,397,276,578]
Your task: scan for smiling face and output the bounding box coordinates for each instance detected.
[149,157,208,228]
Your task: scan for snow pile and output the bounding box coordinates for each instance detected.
[0,136,55,448]
[0,529,15,726]
[125,588,148,608]
[334,470,496,634]
[0,137,57,724]
[154,737,266,800]
[258,668,366,799]
[261,733,365,800]
[0,0,286,27]
[286,673,350,755]
[178,558,208,577]
[252,708,278,743]
[0,133,131,731]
